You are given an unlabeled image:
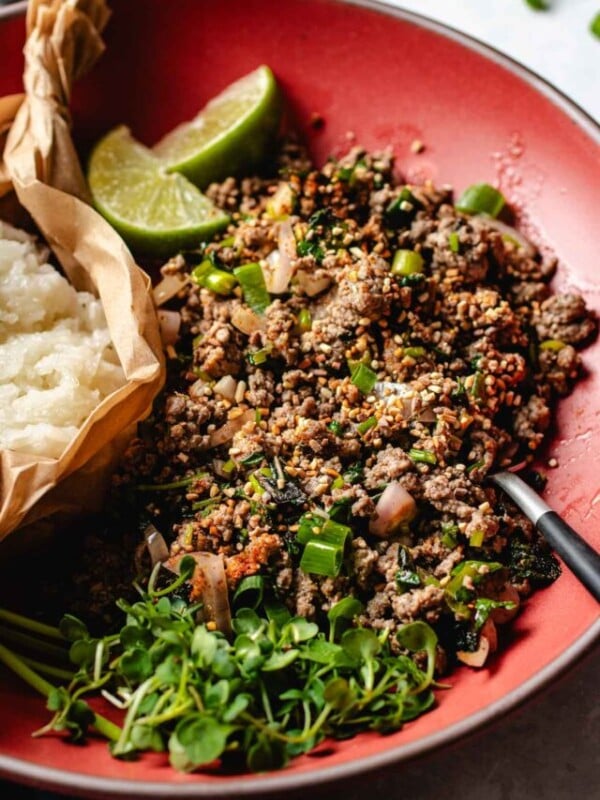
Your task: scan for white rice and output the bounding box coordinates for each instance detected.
[0,221,126,458]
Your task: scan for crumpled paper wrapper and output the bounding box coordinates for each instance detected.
[0,0,165,542]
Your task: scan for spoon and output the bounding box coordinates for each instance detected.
[491,471,600,602]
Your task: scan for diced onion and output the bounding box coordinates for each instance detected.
[213,375,237,401]
[165,551,232,635]
[263,219,298,295]
[208,409,255,448]
[157,310,181,347]
[231,305,265,335]
[478,217,536,257]
[369,482,417,538]
[153,273,189,306]
[296,269,332,297]
[457,619,497,668]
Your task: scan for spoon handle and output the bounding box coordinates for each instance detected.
[491,471,600,602]
[536,512,600,602]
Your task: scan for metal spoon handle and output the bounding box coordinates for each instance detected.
[491,471,600,603]
[536,511,600,602]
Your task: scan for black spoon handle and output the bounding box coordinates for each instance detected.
[491,471,600,603]
[536,511,600,602]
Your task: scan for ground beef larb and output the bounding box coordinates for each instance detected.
[113,144,596,665]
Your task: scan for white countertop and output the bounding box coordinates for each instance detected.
[387,0,600,122]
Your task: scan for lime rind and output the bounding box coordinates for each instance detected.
[153,65,282,188]
[88,126,229,256]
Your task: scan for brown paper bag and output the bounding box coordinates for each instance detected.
[0,0,165,541]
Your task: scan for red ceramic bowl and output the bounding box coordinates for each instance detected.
[0,0,599,797]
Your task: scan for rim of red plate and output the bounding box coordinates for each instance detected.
[0,0,598,796]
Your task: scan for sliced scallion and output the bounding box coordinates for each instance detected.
[300,539,344,577]
[297,516,352,550]
[357,416,378,436]
[404,346,426,359]
[456,183,506,218]
[191,261,238,296]
[391,249,424,277]
[247,345,273,366]
[408,448,437,465]
[469,530,485,548]
[297,308,312,332]
[448,231,460,253]
[539,339,566,351]
[592,12,600,39]
[351,363,377,394]
[233,263,271,314]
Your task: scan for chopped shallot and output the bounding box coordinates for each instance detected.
[369,482,417,538]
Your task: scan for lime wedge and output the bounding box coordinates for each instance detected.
[153,65,282,188]
[88,126,229,256]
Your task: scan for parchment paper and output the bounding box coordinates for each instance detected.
[0,0,165,541]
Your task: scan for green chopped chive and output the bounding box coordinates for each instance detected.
[137,471,209,492]
[456,183,506,218]
[391,249,424,277]
[470,371,486,398]
[441,522,459,549]
[404,346,426,359]
[300,539,344,577]
[219,235,236,247]
[297,308,312,332]
[191,497,219,512]
[385,187,420,225]
[409,448,437,465]
[448,232,460,253]
[350,363,378,394]
[249,473,265,496]
[247,344,273,366]
[524,0,549,9]
[592,12,600,38]
[357,416,377,436]
[467,459,485,473]
[240,451,264,466]
[331,475,345,490]
[469,530,485,548]
[296,516,352,549]
[233,263,271,313]
[232,575,265,609]
[222,459,237,476]
[191,261,238,296]
[539,339,566,351]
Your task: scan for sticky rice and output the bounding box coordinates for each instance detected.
[0,222,125,458]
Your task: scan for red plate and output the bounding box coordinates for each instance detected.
[0,0,598,796]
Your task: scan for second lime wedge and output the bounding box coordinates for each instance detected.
[88,126,229,256]
[153,65,282,188]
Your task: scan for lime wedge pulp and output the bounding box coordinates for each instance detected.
[88,126,229,256]
[153,65,282,188]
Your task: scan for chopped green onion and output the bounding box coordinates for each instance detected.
[591,12,600,38]
[357,416,377,436]
[409,448,437,465]
[300,539,344,577]
[296,515,352,550]
[297,308,312,332]
[350,363,377,394]
[191,497,219,513]
[448,232,460,253]
[467,459,485,474]
[232,575,265,609]
[440,523,459,549]
[221,459,237,476]
[404,346,426,359]
[219,235,236,248]
[470,372,486,398]
[391,249,424,277]
[247,345,273,366]
[248,474,265,496]
[331,475,345,490]
[137,471,209,492]
[191,261,238,296]
[328,420,344,436]
[539,339,566,352]
[233,263,271,313]
[524,0,549,9]
[456,183,506,218]
[469,530,485,548]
